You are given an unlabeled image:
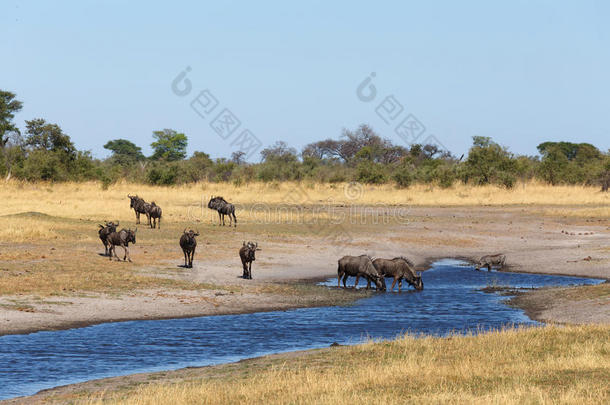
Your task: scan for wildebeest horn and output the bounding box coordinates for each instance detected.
[183,228,187,233]
[134,227,138,233]
[242,241,246,246]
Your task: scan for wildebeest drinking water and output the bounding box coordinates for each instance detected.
[239,241,259,279]
[208,196,237,227]
[98,220,119,256]
[372,257,423,292]
[128,195,149,225]
[475,254,506,271]
[179,229,199,268]
[337,255,385,291]
[107,228,137,262]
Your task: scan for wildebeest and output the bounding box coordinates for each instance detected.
[208,196,237,227]
[107,228,137,262]
[147,202,162,229]
[179,229,199,268]
[98,220,119,256]
[239,241,259,279]
[475,254,506,271]
[337,255,385,291]
[128,195,148,225]
[372,257,423,292]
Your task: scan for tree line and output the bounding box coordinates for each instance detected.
[1,90,609,190]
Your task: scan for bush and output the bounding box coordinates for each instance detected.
[357,162,386,184]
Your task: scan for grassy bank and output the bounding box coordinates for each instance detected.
[59,325,609,404]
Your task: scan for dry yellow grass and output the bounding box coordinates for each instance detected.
[1,180,608,227]
[82,324,609,405]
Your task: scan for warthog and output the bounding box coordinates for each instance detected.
[107,228,137,262]
[239,241,259,279]
[475,254,506,271]
[372,257,423,292]
[98,220,119,256]
[179,229,199,268]
[147,201,162,229]
[128,195,148,225]
[208,196,237,227]
[337,255,385,291]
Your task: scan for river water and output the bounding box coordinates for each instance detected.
[0,260,602,400]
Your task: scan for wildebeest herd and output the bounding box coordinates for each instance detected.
[98,195,506,286]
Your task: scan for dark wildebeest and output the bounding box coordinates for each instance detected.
[147,201,162,229]
[337,255,385,291]
[208,196,237,227]
[98,220,119,256]
[239,241,259,279]
[475,254,506,271]
[179,229,199,268]
[107,228,137,262]
[128,195,148,225]
[372,257,423,292]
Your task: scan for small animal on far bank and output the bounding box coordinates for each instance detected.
[179,229,199,268]
[208,196,237,227]
[475,254,506,271]
[239,241,259,279]
[372,257,423,292]
[128,195,148,225]
[147,201,162,229]
[337,255,386,291]
[98,220,119,256]
[107,228,137,262]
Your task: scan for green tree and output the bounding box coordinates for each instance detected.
[0,90,23,148]
[24,118,76,156]
[104,139,144,166]
[462,136,516,187]
[150,129,187,161]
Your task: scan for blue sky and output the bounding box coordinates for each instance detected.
[2,0,608,161]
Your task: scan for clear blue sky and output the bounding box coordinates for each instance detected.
[2,0,608,161]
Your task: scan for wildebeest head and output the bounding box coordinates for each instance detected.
[184,229,200,239]
[243,241,259,261]
[128,194,140,209]
[412,272,424,290]
[126,228,137,244]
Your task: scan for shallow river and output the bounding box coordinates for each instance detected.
[0,260,603,400]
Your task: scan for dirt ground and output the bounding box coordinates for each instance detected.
[0,206,608,337]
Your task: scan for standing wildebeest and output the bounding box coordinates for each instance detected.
[208,196,237,227]
[107,228,137,262]
[239,241,259,279]
[98,220,119,256]
[128,195,149,225]
[475,254,506,271]
[147,201,162,229]
[337,255,385,291]
[372,257,423,292]
[179,229,199,268]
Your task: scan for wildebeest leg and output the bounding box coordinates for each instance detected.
[337,271,343,288]
[136,211,140,224]
[217,211,222,226]
[487,264,491,271]
[232,212,237,227]
[366,277,372,290]
[190,250,195,268]
[108,245,114,261]
[354,275,360,289]
[222,213,226,226]
[126,246,132,262]
[183,250,188,267]
[390,277,398,292]
[342,274,349,288]
[158,217,161,229]
[398,279,402,293]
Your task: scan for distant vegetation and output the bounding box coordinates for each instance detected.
[1,90,609,190]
